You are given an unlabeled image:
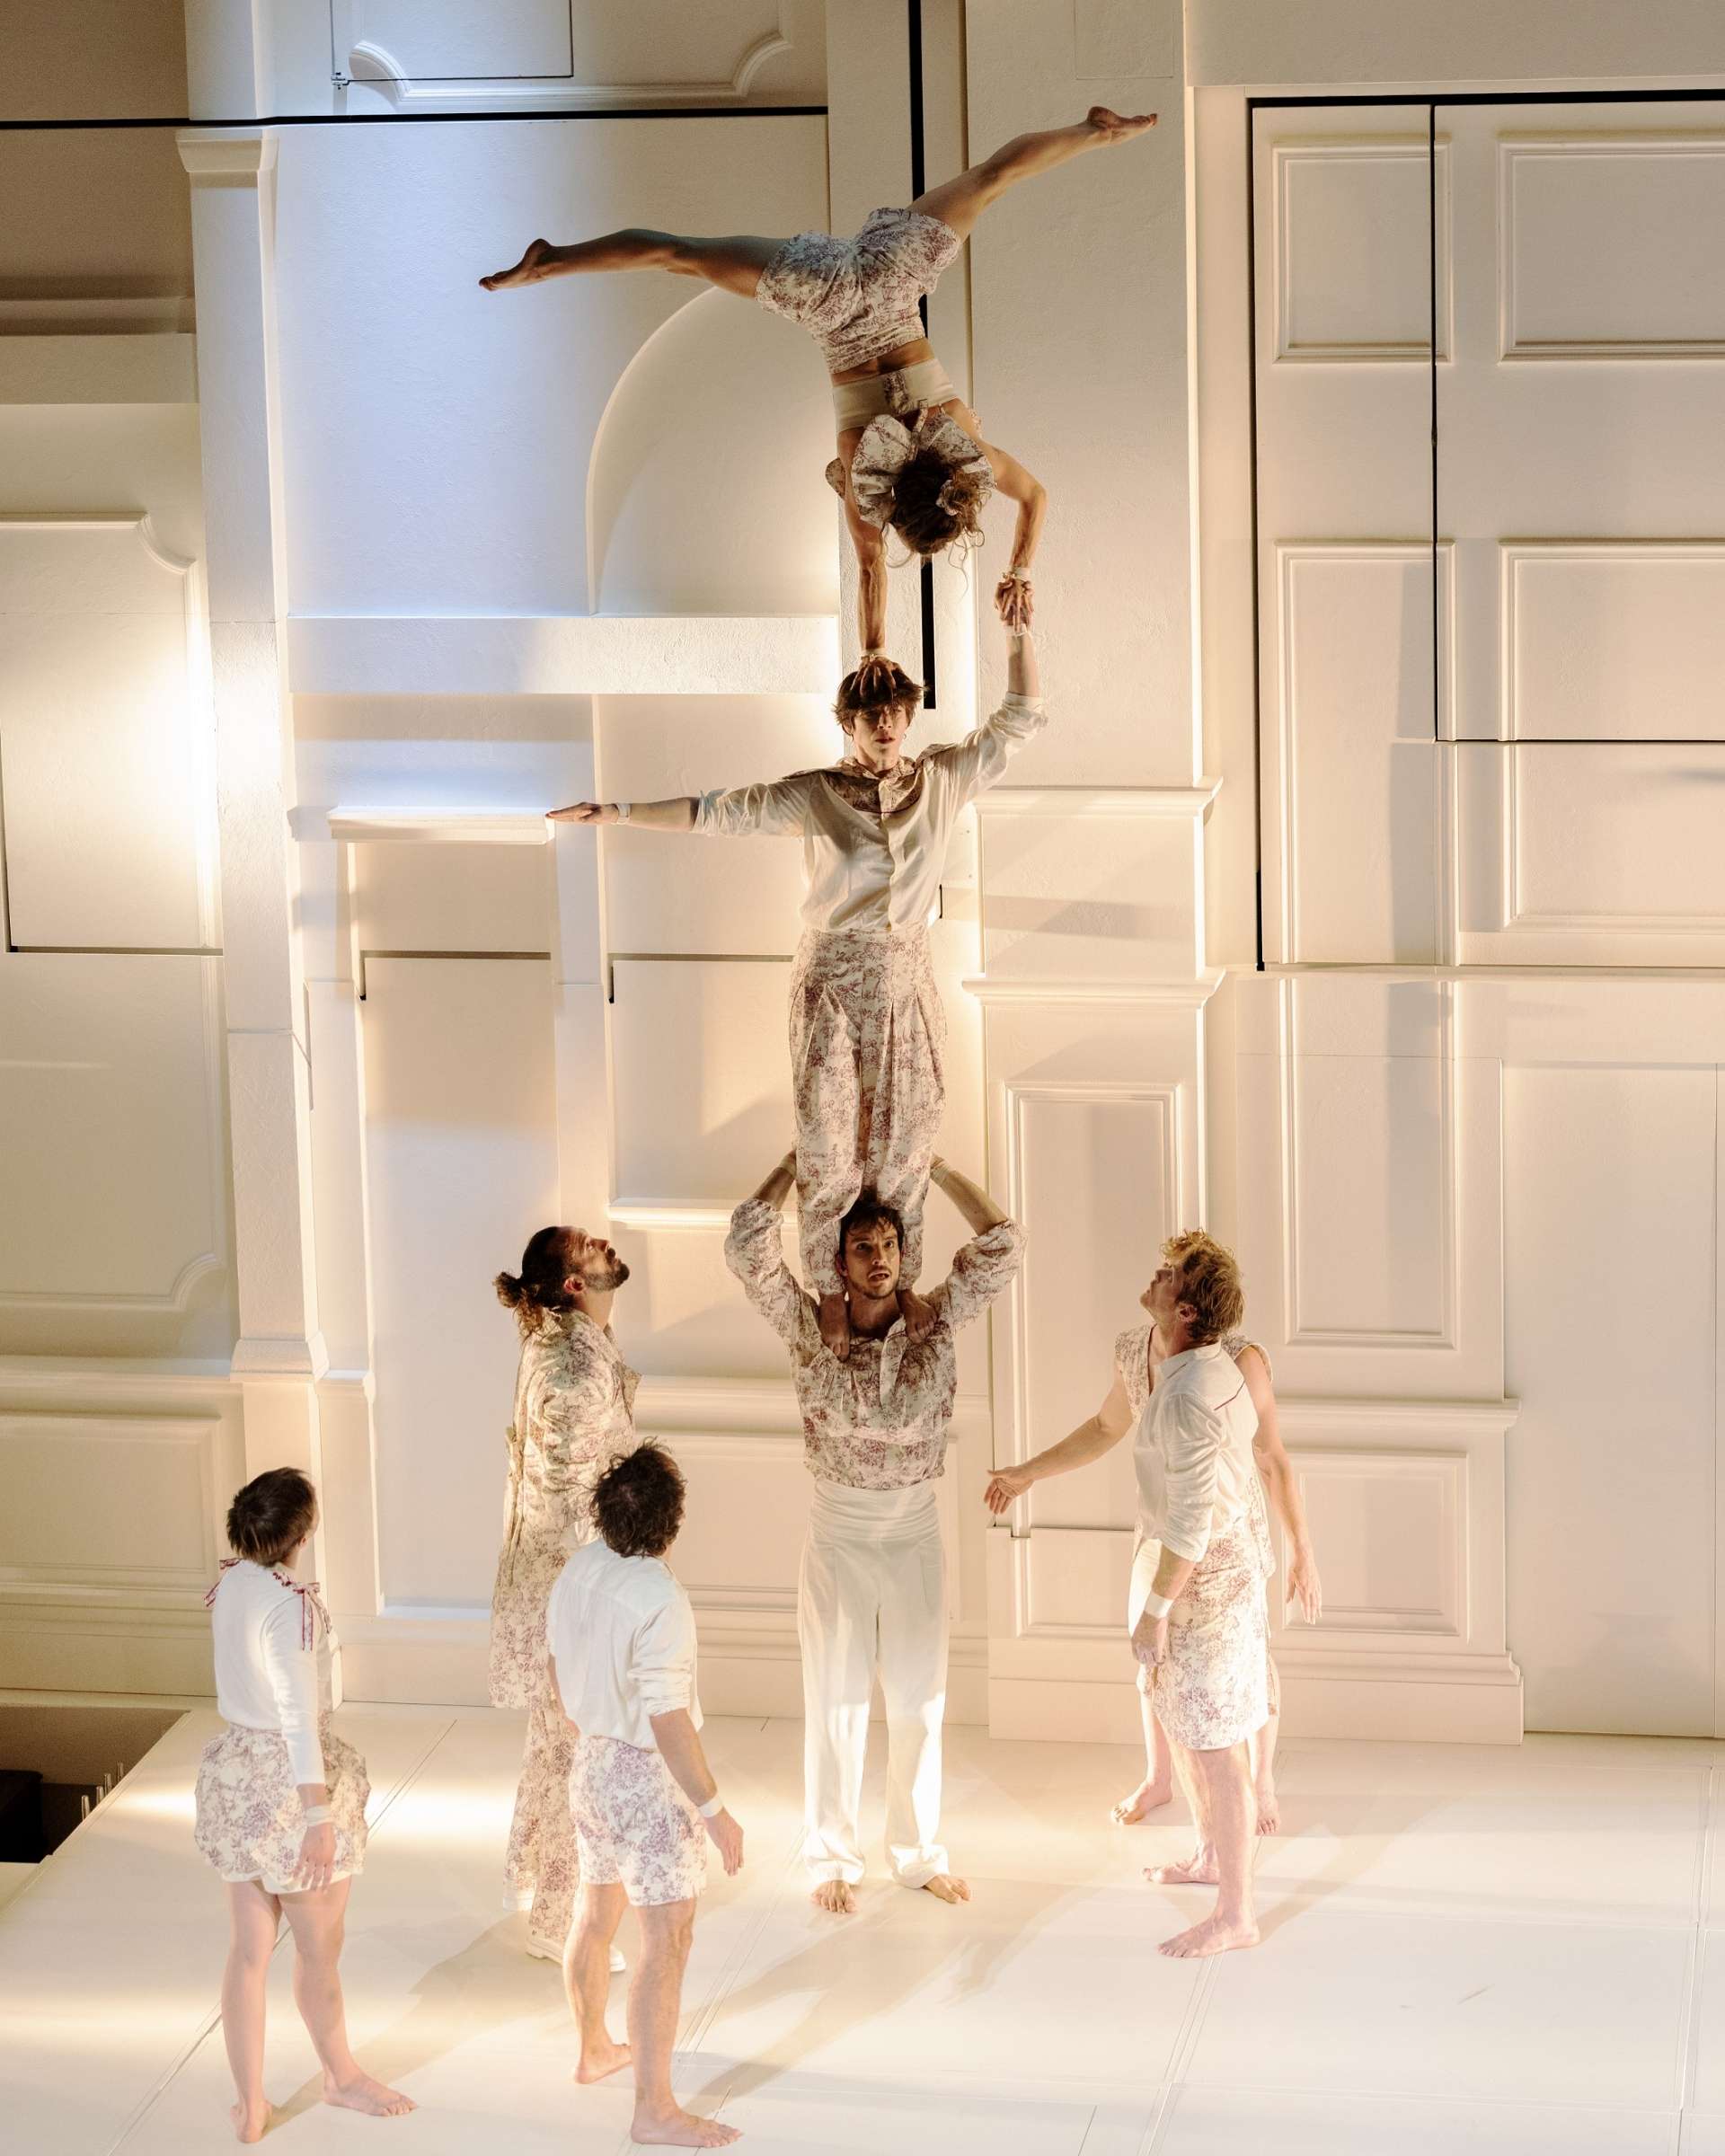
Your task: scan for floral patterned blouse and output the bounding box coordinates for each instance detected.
[726,1197,1024,1489]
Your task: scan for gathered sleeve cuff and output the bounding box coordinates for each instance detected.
[1159,1394,1225,1564]
[936,1217,1025,1333]
[694,773,813,838]
[633,1592,699,1719]
[260,1595,325,1787]
[724,1198,814,1351]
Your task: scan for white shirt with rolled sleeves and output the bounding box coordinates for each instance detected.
[545,1537,702,1753]
[210,1560,332,1787]
[1133,1342,1261,1569]
[692,692,1048,932]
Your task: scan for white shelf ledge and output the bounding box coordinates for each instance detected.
[288,614,841,697]
[606,1202,733,1232]
[323,808,550,846]
[961,969,1226,1007]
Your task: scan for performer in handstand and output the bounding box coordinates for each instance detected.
[482,107,1156,649]
[727,1146,1022,1915]
[491,1224,641,1965]
[548,622,1043,1359]
[984,1233,1267,1959]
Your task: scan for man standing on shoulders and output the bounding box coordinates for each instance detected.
[727,1148,1023,1915]
[547,1443,744,2151]
[985,1232,1265,1959]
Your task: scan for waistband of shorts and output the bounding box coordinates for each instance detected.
[831,357,956,430]
[809,1476,941,1533]
[796,921,931,949]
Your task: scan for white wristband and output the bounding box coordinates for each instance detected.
[1140,1592,1173,1621]
[697,1794,725,1820]
[301,1803,332,1826]
[615,801,632,823]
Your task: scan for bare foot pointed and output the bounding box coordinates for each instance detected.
[1146,1850,1218,1887]
[323,2070,417,2117]
[1087,106,1159,145]
[480,238,554,290]
[1158,1912,1261,1958]
[811,1878,857,1915]
[1111,1777,1173,1825]
[574,2037,632,2086]
[631,2105,743,2147]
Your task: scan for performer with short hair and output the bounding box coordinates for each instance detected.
[195,1468,414,2142]
[985,1232,1267,1959]
[491,1224,639,1964]
[728,1145,1022,1915]
[547,1444,744,2152]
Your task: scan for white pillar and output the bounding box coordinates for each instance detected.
[179,126,328,1521]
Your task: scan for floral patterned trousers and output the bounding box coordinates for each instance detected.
[507,1672,579,1954]
[789,926,946,1298]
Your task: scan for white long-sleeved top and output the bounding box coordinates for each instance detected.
[693,693,1047,932]
[209,1559,332,1785]
[546,1536,703,1753]
[1131,1340,1261,1566]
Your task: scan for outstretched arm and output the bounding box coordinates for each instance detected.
[1242,1348,1322,1623]
[911,108,1158,241]
[548,797,696,830]
[930,1154,1005,1235]
[985,1364,1134,1512]
[836,440,890,654]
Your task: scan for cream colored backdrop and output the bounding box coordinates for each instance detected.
[15,0,1725,1744]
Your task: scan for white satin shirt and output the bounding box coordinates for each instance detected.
[1127,1338,1261,1566]
[546,1536,703,1753]
[210,1560,332,1786]
[693,693,1047,932]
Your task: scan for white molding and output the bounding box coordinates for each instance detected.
[339,4,799,109]
[1278,977,1460,1351]
[962,970,1225,1007]
[1271,137,1453,365]
[176,128,278,182]
[0,1413,223,1596]
[973,782,1222,818]
[0,336,197,407]
[1500,134,1725,361]
[324,808,551,847]
[606,1201,733,1232]
[0,1356,238,1397]
[231,1332,331,1382]
[287,613,840,697]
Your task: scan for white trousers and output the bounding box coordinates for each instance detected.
[797,1478,949,1887]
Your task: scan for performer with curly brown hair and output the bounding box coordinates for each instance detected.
[482,107,1157,650]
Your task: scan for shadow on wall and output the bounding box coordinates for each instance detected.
[588,287,839,618]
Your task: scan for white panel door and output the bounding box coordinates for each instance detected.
[1503,1063,1716,1736]
[1252,107,1442,964]
[362,956,558,1611]
[1444,100,1725,964]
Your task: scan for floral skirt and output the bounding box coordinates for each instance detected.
[1130,1524,1269,1753]
[571,1734,706,1909]
[193,1717,369,1894]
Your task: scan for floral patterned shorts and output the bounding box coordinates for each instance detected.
[570,1734,706,1908]
[193,1718,369,1895]
[1132,1524,1269,1753]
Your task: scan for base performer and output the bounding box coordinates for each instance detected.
[491,1224,639,1962]
[194,1469,413,2142]
[728,1146,1022,1914]
[552,622,1043,1361]
[985,1233,1266,1959]
[548,1445,744,2151]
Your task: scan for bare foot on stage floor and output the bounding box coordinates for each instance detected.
[323,2070,417,2117]
[229,2099,272,2144]
[1088,106,1159,146]
[481,238,554,290]
[1158,1912,1261,1959]
[812,1879,857,1915]
[632,2106,742,2147]
[1146,1849,1218,1888]
[1256,1782,1281,1835]
[920,1873,970,1904]
[573,2037,632,2085]
[818,1292,852,1361]
[1111,1777,1173,1825]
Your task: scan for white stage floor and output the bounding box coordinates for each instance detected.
[4,1708,1724,2153]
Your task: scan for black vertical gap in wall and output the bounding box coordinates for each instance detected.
[908,0,937,707]
[1429,100,1440,747]
[1245,105,1265,972]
